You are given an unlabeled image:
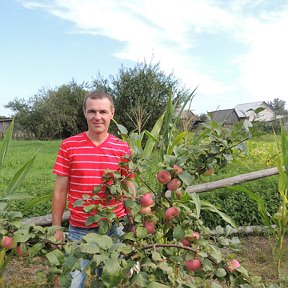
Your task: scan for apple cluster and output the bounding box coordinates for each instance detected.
[156,165,183,189]
[138,192,157,233]
[180,231,200,247]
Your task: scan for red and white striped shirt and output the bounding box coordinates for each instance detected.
[53,132,133,228]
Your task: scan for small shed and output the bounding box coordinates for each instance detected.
[209,109,240,125]
[234,101,276,122]
[0,118,12,138]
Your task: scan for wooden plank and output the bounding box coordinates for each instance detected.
[186,167,279,194]
[22,211,70,226]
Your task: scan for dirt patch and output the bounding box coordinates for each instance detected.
[4,256,49,287]
[4,235,288,287]
[234,235,288,286]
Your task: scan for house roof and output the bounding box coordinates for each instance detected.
[177,109,199,121]
[209,108,239,124]
[234,101,266,118]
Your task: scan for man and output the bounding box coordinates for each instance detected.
[52,91,135,287]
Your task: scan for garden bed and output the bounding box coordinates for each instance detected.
[4,235,288,287]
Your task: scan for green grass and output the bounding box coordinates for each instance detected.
[0,140,61,217]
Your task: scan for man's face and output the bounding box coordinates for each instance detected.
[84,97,115,135]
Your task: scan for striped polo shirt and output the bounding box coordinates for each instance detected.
[53,132,133,228]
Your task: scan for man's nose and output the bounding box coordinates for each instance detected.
[94,112,101,120]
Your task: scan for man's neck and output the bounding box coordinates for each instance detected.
[86,131,109,145]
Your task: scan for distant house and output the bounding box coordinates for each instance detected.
[209,109,240,125]
[0,118,12,138]
[234,101,276,122]
[177,109,200,130]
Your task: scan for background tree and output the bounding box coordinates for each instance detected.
[6,61,195,139]
[91,61,192,132]
[268,98,287,115]
[5,81,88,139]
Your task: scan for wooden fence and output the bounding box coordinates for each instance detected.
[22,166,280,234]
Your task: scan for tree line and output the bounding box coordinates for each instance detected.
[4,59,287,140]
[5,61,192,140]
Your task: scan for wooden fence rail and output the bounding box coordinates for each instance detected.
[22,166,280,229]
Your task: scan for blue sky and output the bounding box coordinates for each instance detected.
[1,0,288,117]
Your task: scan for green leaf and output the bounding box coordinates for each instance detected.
[123,232,136,241]
[58,274,72,288]
[178,171,193,186]
[0,118,14,170]
[23,193,53,211]
[5,153,37,195]
[173,225,185,240]
[103,258,121,274]
[79,243,100,254]
[147,282,170,288]
[97,235,113,250]
[215,267,227,278]
[201,200,237,228]
[280,125,288,176]
[73,199,85,207]
[131,272,149,287]
[136,226,147,239]
[167,131,187,155]
[152,252,162,262]
[29,242,44,257]
[6,211,22,221]
[102,258,122,287]
[83,204,96,213]
[46,250,62,266]
[191,192,201,218]
[143,113,165,159]
[3,193,33,201]
[13,230,31,243]
[117,123,128,135]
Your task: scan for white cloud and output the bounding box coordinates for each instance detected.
[21,0,288,112]
[237,8,288,103]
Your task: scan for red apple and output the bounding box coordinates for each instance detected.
[15,243,28,257]
[140,206,152,215]
[185,259,202,272]
[167,178,182,191]
[187,231,200,241]
[225,259,240,272]
[202,166,214,176]
[1,236,16,250]
[173,164,183,175]
[139,192,154,207]
[156,170,172,184]
[144,221,156,234]
[54,275,60,287]
[164,207,180,221]
[180,238,190,247]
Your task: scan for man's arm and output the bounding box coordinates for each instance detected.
[52,175,69,243]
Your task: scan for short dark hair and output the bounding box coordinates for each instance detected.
[83,91,114,111]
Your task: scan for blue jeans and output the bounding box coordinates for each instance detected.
[68,223,125,288]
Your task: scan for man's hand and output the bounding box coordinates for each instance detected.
[51,229,65,249]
